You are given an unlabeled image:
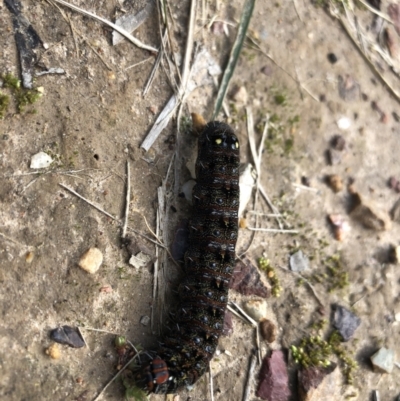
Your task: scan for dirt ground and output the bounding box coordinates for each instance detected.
[1,0,400,400]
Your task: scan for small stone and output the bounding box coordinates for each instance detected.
[350,193,392,231]
[128,251,151,269]
[257,350,291,401]
[338,75,360,101]
[46,343,61,359]
[330,134,346,151]
[260,318,277,343]
[78,248,103,274]
[261,65,273,76]
[326,174,343,193]
[230,258,270,298]
[328,214,350,241]
[388,245,400,264]
[50,326,85,348]
[331,304,361,341]
[25,251,34,263]
[327,53,338,64]
[231,86,248,105]
[298,363,340,401]
[388,176,400,193]
[290,250,310,272]
[30,151,53,169]
[370,347,395,373]
[140,315,150,326]
[336,117,351,130]
[244,299,268,322]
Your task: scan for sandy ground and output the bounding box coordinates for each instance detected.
[1,0,400,400]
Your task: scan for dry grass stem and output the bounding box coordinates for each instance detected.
[242,352,257,401]
[247,227,299,234]
[92,353,141,401]
[50,0,158,53]
[121,161,131,239]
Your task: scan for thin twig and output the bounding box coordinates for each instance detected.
[86,41,113,71]
[334,6,400,103]
[124,56,153,71]
[229,301,257,327]
[92,353,141,401]
[59,183,168,249]
[292,0,303,22]
[357,0,394,24]
[80,327,121,335]
[275,265,324,307]
[242,352,257,401]
[59,183,117,220]
[247,227,299,234]
[209,362,215,401]
[50,0,158,53]
[121,161,130,239]
[292,183,319,192]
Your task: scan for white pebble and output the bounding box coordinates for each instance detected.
[337,117,351,130]
[244,299,268,322]
[78,248,103,274]
[30,151,53,169]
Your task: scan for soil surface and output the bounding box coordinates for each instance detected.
[1,1,400,401]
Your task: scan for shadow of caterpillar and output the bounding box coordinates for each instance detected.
[134,121,240,394]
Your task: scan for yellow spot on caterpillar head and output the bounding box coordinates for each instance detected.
[235,141,239,149]
[215,138,222,145]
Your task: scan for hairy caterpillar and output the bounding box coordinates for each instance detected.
[134,121,240,394]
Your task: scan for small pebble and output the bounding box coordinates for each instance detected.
[30,151,53,169]
[50,326,85,348]
[260,318,277,343]
[25,251,34,263]
[330,134,346,151]
[290,250,310,272]
[338,75,359,101]
[327,53,338,64]
[370,347,395,373]
[261,65,273,76]
[46,343,61,359]
[332,304,361,341]
[244,299,268,322]
[389,245,400,264]
[327,174,343,193]
[301,176,311,187]
[78,248,103,274]
[337,117,351,130]
[140,315,150,326]
[328,214,350,241]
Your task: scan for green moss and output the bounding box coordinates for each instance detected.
[2,73,21,90]
[1,72,42,116]
[274,93,287,106]
[291,330,358,384]
[0,93,10,119]
[259,256,282,297]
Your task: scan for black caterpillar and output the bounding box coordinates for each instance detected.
[134,121,240,394]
